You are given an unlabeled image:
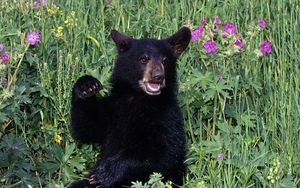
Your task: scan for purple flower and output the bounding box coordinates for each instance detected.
[33,1,40,9]
[26,31,42,45]
[32,0,46,9]
[203,39,217,53]
[191,27,203,41]
[0,43,3,52]
[234,39,244,48]
[223,22,237,35]
[1,52,10,63]
[41,0,46,6]
[260,39,272,55]
[2,78,8,88]
[215,16,222,27]
[212,28,217,33]
[200,17,207,27]
[258,18,266,29]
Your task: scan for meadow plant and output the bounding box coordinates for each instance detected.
[1,52,10,63]
[202,40,217,53]
[26,31,42,45]
[32,0,46,9]
[184,16,275,187]
[190,16,272,59]
[0,1,299,187]
[258,18,267,29]
[260,39,272,55]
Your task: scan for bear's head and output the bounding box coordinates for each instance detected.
[111,27,191,96]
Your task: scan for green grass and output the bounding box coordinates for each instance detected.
[0,0,299,187]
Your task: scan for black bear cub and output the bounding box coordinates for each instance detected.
[69,27,191,188]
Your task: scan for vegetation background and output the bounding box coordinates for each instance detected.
[0,0,299,187]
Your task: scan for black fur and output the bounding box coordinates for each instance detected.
[69,27,191,188]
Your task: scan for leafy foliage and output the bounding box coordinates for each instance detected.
[0,0,299,187]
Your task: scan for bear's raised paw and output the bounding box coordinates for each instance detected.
[73,75,102,100]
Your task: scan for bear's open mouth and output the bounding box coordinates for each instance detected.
[145,81,161,95]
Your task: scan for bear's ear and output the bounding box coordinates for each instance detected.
[164,27,191,57]
[111,30,132,53]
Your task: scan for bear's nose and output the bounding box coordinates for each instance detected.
[151,71,165,83]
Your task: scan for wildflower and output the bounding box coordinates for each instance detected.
[212,28,217,33]
[191,27,203,41]
[200,17,207,27]
[26,31,42,45]
[260,39,272,55]
[0,43,3,51]
[64,12,78,27]
[203,40,217,53]
[51,26,64,39]
[223,22,237,35]
[258,18,266,29]
[234,39,244,48]
[1,52,10,63]
[41,0,46,6]
[215,16,222,27]
[33,1,39,9]
[2,78,8,88]
[56,26,64,38]
[32,0,46,9]
[54,133,62,144]
[47,5,63,16]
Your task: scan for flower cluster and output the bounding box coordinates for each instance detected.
[64,11,78,27]
[47,7,78,40]
[26,31,42,45]
[33,0,46,9]
[47,5,64,16]
[0,43,9,64]
[51,26,64,39]
[260,39,272,55]
[54,133,62,144]
[0,30,41,91]
[191,16,244,56]
[258,18,266,29]
[191,17,272,57]
[203,40,217,53]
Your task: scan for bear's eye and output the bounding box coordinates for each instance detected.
[139,55,150,64]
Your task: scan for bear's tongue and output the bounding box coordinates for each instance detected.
[146,82,160,92]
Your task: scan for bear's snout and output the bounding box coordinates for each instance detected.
[151,66,165,84]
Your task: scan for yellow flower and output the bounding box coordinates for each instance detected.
[54,133,62,144]
[59,10,64,16]
[57,26,64,32]
[47,5,60,15]
[64,18,72,25]
[64,11,78,27]
[51,26,64,39]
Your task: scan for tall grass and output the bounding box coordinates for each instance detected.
[0,0,299,187]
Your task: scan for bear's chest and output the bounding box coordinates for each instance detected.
[104,98,170,157]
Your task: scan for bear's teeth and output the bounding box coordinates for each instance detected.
[146,82,160,92]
